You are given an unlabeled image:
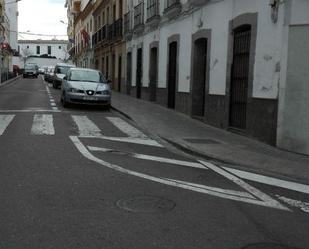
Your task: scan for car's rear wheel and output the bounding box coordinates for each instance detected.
[52,81,57,89]
[61,92,68,108]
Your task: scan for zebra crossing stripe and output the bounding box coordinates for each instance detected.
[106,117,147,139]
[0,115,15,135]
[72,115,102,136]
[31,114,55,135]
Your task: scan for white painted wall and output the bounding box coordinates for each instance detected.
[127,0,288,99]
[5,2,18,51]
[18,41,69,60]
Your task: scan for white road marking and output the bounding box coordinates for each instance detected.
[51,103,56,106]
[223,167,309,195]
[106,117,147,139]
[79,135,163,147]
[52,107,59,111]
[0,109,61,113]
[88,146,208,169]
[72,115,102,136]
[199,160,289,211]
[31,114,55,135]
[276,195,309,213]
[0,115,15,135]
[70,136,289,211]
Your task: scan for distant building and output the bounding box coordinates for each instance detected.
[18,40,69,61]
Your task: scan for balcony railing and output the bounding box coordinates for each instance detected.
[134,2,144,28]
[165,0,180,9]
[147,0,159,20]
[107,18,123,41]
[124,12,131,34]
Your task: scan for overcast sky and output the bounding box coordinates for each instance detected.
[18,0,68,40]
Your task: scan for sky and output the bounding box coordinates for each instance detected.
[18,0,68,40]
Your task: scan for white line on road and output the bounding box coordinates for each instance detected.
[276,195,309,213]
[70,136,289,211]
[31,114,55,135]
[0,109,61,113]
[199,160,289,211]
[72,115,102,136]
[88,146,208,169]
[223,167,309,195]
[79,135,163,147]
[106,117,148,139]
[0,115,15,135]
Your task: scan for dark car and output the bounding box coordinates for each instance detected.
[52,63,75,89]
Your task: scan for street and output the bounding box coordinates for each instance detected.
[0,76,309,249]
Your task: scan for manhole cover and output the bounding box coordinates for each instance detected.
[243,243,302,249]
[117,195,175,213]
[184,138,221,144]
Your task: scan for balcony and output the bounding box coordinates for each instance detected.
[107,18,123,41]
[124,11,132,40]
[146,0,160,29]
[163,0,181,18]
[188,0,209,7]
[134,2,144,28]
[147,0,159,21]
[134,2,144,35]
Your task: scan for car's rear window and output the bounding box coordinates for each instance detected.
[25,65,36,70]
[70,70,105,83]
[57,66,70,74]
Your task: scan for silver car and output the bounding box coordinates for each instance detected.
[61,68,111,109]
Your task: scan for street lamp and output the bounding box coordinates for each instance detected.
[60,20,68,25]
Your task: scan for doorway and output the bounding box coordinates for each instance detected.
[126,52,132,95]
[191,38,207,117]
[136,48,142,99]
[118,56,122,92]
[229,25,251,130]
[149,47,158,101]
[167,41,177,109]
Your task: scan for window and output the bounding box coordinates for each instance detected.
[90,18,92,32]
[27,45,29,49]
[59,46,61,49]
[36,46,40,54]
[47,46,51,55]
[107,7,110,24]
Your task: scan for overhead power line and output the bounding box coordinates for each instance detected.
[8,29,67,37]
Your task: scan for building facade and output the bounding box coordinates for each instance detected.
[123,0,309,155]
[92,0,126,91]
[18,40,69,62]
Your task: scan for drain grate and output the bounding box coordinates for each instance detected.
[117,195,175,213]
[242,243,302,249]
[184,138,221,144]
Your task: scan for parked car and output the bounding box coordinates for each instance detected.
[61,68,111,110]
[44,66,55,82]
[52,63,75,89]
[38,67,45,74]
[23,64,38,78]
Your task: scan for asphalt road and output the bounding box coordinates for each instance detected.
[0,76,308,249]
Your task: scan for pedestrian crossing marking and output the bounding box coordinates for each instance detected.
[31,114,55,135]
[106,117,147,139]
[0,115,15,135]
[72,115,102,136]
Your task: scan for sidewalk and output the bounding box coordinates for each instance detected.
[111,91,309,184]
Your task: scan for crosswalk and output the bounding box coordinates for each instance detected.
[0,114,148,138]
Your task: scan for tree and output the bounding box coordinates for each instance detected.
[20,48,33,66]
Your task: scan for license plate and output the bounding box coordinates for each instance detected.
[83,96,97,101]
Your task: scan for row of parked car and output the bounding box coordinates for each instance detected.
[42,63,112,110]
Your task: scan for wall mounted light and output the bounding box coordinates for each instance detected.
[269,0,280,23]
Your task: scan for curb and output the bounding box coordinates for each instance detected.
[0,75,21,88]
